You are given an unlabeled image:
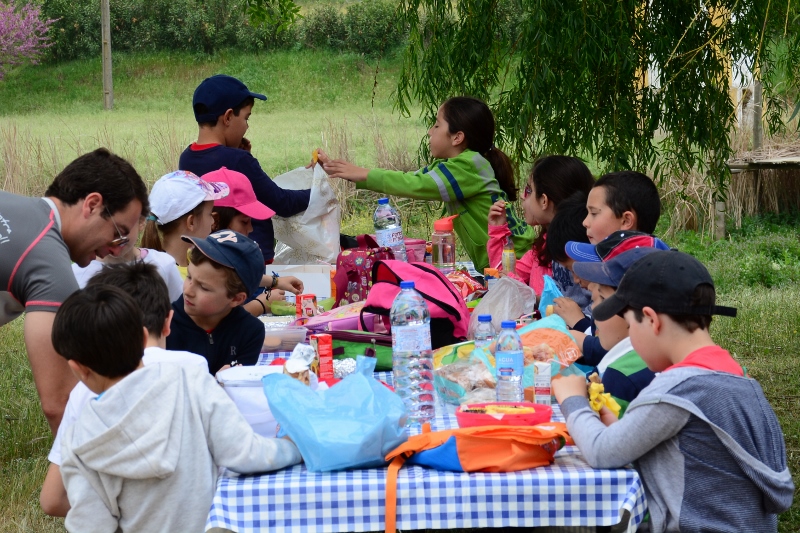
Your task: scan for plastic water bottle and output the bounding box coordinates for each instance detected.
[495,320,524,402]
[501,235,516,274]
[431,214,458,274]
[374,198,407,261]
[390,281,434,426]
[473,315,496,351]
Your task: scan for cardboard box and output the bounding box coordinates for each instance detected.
[268,264,333,299]
[310,333,334,380]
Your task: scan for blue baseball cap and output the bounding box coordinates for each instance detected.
[573,247,661,288]
[193,75,267,123]
[182,230,263,298]
[565,230,670,263]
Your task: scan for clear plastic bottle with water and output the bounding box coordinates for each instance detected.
[473,315,496,352]
[374,198,407,261]
[495,320,524,402]
[391,281,434,426]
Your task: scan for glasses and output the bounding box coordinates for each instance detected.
[105,206,131,248]
[522,183,533,199]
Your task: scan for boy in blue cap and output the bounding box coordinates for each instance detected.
[179,74,311,263]
[166,229,266,374]
[554,250,792,532]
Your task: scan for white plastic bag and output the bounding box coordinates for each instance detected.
[467,276,537,338]
[272,164,341,264]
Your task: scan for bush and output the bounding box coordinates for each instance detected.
[302,4,346,51]
[343,0,403,56]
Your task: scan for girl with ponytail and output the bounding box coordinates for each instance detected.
[320,96,534,271]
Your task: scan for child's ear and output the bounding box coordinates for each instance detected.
[162,309,174,339]
[620,210,636,230]
[222,108,235,127]
[451,131,466,147]
[231,292,247,307]
[641,306,661,334]
[67,359,92,383]
[211,211,220,232]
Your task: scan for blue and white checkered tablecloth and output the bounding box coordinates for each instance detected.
[207,353,647,532]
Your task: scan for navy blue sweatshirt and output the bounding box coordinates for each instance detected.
[166,296,265,375]
[572,316,609,367]
[179,144,311,262]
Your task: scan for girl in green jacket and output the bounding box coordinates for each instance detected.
[320,96,534,271]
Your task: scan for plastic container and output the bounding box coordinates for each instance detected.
[373,198,407,261]
[261,325,308,352]
[455,402,552,428]
[473,314,496,351]
[495,320,524,402]
[501,236,516,274]
[391,280,435,426]
[431,214,458,274]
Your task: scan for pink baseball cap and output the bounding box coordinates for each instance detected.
[203,167,275,220]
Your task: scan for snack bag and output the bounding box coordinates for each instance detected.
[434,349,495,405]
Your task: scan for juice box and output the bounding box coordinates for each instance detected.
[296,294,318,318]
[524,362,552,405]
[483,268,499,290]
[309,333,333,380]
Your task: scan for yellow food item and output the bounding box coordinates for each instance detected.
[545,305,554,316]
[588,381,621,417]
[485,404,537,415]
[312,149,319,164]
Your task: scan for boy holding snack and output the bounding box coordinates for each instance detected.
[571,247,660,416]
[554,251,793,532]
[52,284,301,533]
[167,230,266,374]
[179,74,311,263]
[40,261,208,517]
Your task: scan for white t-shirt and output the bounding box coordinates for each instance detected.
[71,248,184,303]
[48,347,207,466]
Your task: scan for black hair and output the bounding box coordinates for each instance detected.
[593,171,661,234]
[211,206,242,233]
[86,262,171,339]
[189,247,248,298]
[440,96,518,200]
[52,285,144,378]
[195,96,255,128]
[45,148,149,218]
[630,283,715,332]
[545,191,590,263]
[529,156,596,266]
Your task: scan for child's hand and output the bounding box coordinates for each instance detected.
[322,159,369,182]
[488,200,508,226]
[277,275,304,295]
[267,289,285,302]
[552,374,589,404]
[570,329,587,350]
[553,297,586,328]
[598,406,619,426]
[239,137,252,152]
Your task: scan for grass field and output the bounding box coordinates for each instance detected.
[1,49,799,532]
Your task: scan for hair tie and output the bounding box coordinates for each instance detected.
[146,214,159,222]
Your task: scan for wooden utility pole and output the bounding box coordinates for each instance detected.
[100,0,113,110]
[753,80,763,150]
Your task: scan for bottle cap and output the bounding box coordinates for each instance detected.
[478,314,492,322]
[500,320,517,329]
[378,198,389,205]
[433,214,459,231]
[400,281,415,289]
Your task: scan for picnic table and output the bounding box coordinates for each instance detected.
[206,353,647,532]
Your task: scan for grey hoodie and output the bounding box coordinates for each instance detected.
[561,366,793,533]
[61,363,302,533]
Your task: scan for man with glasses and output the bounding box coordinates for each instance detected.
[0,148,149,434]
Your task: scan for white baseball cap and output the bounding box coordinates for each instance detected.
[148,171,229,224]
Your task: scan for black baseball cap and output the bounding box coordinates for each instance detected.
[193,75,266,123]
[182,230,263,299]
[593,250,737,321]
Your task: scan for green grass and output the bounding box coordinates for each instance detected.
[1,49,799,531]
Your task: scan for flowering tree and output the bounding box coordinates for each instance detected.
[0,2,55,80]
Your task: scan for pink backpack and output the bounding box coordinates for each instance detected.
[361,260,469,349]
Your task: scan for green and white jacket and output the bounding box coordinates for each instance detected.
[359,150,534,271]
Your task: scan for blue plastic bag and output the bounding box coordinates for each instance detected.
[263,356,408,472]
[537,275,563,313]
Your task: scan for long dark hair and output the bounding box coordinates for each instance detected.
[529,155,595,266]
[441,96,517,200]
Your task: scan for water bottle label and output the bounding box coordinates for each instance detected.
[496,350,523,377]
[392,324,431,353]
[376,227,404,248]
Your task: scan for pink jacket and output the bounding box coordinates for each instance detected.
[487,223,552,296]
